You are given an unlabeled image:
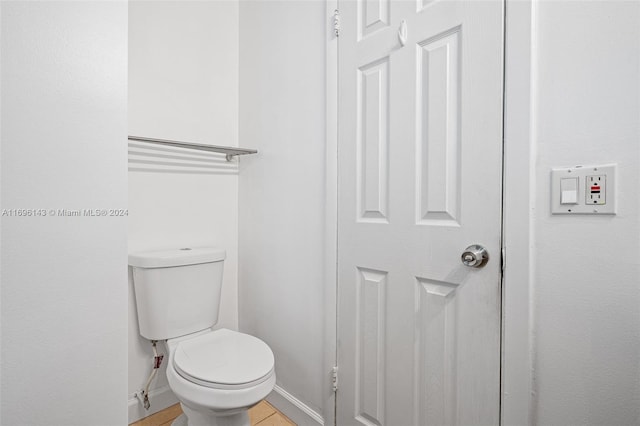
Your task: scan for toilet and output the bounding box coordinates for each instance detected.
[129,247,276,426]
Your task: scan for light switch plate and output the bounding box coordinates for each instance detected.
[551,164,616,215]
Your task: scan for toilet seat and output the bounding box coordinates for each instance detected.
[173,329,275,390]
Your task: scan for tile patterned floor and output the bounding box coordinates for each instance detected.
[130,401,296,426]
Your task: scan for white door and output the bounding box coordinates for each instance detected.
[337,1,504,425]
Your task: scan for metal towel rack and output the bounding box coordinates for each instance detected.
[128,136,258,161]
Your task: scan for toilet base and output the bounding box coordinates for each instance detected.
[177,403,250,426]
[171,414,188,426]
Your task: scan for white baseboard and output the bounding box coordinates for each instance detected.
[266,385,324,426]
[128,383,324,426]
[128,385,179,424]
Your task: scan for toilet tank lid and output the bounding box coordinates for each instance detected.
[128,247,226,268]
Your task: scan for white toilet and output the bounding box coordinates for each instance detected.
[129,247,276,426]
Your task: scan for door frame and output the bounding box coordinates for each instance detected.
[324,1,339,426]
[501,0,536,424]
[324,1,536,425]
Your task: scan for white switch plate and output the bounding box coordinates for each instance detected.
[551,164,616,215]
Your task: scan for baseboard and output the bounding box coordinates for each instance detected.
[266,385,324,426]
[128,385,179,424]
[128,383,324,426]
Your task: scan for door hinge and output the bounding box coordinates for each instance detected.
[332,366,339,392]
[333,9,340,37]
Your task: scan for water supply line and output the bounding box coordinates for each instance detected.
[137,340,164,410]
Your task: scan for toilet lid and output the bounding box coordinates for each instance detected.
[173,329,274,388]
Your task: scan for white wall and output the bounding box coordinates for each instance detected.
[529,2,640,424]
[128,0,238,145]
[238,1,330,424]
[0,1,128,424]
[128,1,239,422]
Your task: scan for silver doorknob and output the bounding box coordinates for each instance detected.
[461,245,488,268]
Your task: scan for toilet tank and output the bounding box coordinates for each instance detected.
[129,247,226,340]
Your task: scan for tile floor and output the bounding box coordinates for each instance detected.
[129,401,296,426]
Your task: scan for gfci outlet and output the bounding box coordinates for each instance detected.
[586,175,606,205]
[551,164,616,215]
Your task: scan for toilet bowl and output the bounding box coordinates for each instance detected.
[129,248,277,426]
[166,329,275,426]
[167,329,276,426]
